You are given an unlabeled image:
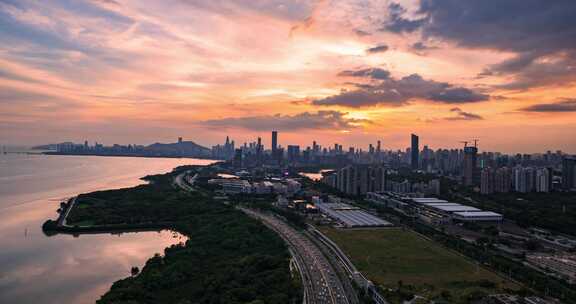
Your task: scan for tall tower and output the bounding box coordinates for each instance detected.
[271,131,278,152]
[411,134,419,170]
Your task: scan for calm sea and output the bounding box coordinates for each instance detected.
[0,153,216,304]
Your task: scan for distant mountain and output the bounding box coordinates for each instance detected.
[36,140,212,158]
[146,140,211,157]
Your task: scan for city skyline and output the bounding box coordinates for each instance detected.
[1,1,576,153]
[42,131,575,158]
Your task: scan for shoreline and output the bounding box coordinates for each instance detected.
[42,151,220,161]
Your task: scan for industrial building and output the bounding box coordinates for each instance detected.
[409,197,503,223]
[452,211,503,222]
[366,192,503,223]
[313,196,392,228]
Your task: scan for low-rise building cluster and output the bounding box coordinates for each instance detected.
[486,294,557,304]
[527,254,576,284]
[208,178,301,195]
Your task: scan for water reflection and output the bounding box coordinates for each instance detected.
[0,155,212,304]
[0,227,183,304]
[299,169,335,181]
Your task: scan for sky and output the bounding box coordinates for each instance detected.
[0,0,575,153]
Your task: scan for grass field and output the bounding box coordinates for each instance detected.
[320,227,519,303]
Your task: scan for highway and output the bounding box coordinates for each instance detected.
[58,197,77,227]
[174,171,197,192]
[240,208,351,304]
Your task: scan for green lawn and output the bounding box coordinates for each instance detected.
[320,227,518,302]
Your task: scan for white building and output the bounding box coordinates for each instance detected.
[535,168,551,193]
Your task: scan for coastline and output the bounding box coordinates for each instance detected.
[42,151,220,161]
[40,165,300,304]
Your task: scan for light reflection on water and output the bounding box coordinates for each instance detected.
[299,169,335,181]
[0,154,214,304]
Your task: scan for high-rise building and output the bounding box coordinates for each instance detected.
[563,157,576,190]
[324,165,386,196]
[535,168,551,193]
[411,134,419,170]
[494,167,512,193]
[287,145,300,162]
[428,179,441,195]
[513,166,535,193]
[233,148,243,168]
[463,146,478,186]
[256,137,263,163]
[480,167,495,194]
[271,131,278,152]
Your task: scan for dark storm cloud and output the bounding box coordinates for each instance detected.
[384,0,576,89]
[429,88,489,104]
[312,90,406,108]
[384,3,425,33]
[520,99,576,112]
[412,42,428,50]
[366,44,389,54]
[313,72,490,108]
[202,111,368,131]
[445,107,484,120]
[338,68,390,80]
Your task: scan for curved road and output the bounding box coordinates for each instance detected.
[240,208,351,304]
[173,173,353,304]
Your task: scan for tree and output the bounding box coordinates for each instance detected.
[131,266,140,276]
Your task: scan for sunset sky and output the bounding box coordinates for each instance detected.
[1,0,575,153]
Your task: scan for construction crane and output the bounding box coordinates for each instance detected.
[472,139,479,148]
[459,141,469,148]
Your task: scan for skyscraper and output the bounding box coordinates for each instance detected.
[463,146,478,186]
[411,134,419,170]
[256,137,263,163]
[271,131,278,152]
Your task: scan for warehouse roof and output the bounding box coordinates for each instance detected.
[315,202,392,227]
[410,198,449,204]
[453,211,503,217]
[431,205,481,212]
[423,203,461,207]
